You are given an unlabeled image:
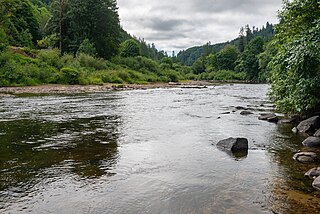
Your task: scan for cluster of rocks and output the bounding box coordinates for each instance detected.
[291,116,320,191]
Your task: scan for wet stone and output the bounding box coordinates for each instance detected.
[216,137,248,152]
[297,116,320,134]
[293,152,317,163]
[302,137,320,148]
[240,111,253,115]
[312,176,320,191]
[314,129,320,137]
[258,113,276,121]
[305,167,320,179]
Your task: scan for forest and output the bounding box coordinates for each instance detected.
[0,0,319,114]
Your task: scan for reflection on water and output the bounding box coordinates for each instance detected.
[0,84,319,213]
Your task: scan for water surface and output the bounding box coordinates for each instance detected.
[0,84,319,213]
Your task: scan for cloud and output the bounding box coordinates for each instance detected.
[117,0,282,53]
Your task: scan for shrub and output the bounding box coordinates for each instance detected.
[37,49,61,69]
[60,67,80,85]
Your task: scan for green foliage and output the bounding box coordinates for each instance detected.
[192,57,206,74]
[37,49,61,68]
[0,29,8,52]
[269,0,320,114]
[177,22,274,66]
[52,0,121,58]
[198,70,246,81]
[120,39,140,58]
[37,34,58,49]
[235,37,264,80]
[60,67,80,85]
[1,0,42,47]
[77,39,97,57]
[216,45,239,71]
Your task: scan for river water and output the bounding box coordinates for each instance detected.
[0,84,319,213]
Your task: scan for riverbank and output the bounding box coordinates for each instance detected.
[0,81,224,95]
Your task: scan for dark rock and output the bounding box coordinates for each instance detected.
[297,116,320,134]
[312,176,320,191]
[216,137,248,152]
[221,112,231,115]
[267,116,279,123]
[305,167,320,179]
[240,111,253,115]
[314,129,320,137]
[258,113,276,121]
[293,152,317,163]
[235,106,248,110]
[302,137,320,147]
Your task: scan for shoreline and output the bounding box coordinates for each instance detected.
[0,80,254,95]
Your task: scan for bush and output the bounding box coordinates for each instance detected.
[76,53,106,71]
[60,67,80,85]
[37,49,61,69]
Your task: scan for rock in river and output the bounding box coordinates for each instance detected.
[314,129,320,137]
[302,137,320,148]
[240,111,253,115]
[305,167,320,179]
[297,116,320,134]
[312,176,320,191]
[293,152,317,163]
[216,137,248,152]
[258,113,276,121]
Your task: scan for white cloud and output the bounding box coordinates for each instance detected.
[117,0,282,53]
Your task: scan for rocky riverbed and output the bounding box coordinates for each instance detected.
[0,81,212,95]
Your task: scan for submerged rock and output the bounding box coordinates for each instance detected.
[305,167,320,179]
[258,113,276,121]
[279,117,298,124]
[267,116,279,123]
[297,116,320,134]
[216,137,248,152]
[314,129,320,137]
[240,111,253,115]
[312,176,320,191]
[293,152,317,163]
[302,137,320,148]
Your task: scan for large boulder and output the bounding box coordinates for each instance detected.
[314,129,320,137]
[305,167,320,179]
[302,137,320,147]
[312,176,320,191]
[297,116,320,134]
[293,152,317,163]
[216,137,248,152]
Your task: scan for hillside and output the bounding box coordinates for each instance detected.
[177,23,274,66]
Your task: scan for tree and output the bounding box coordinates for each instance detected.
[120,39,140,57]
[216,45,239,71]
[0,0,41,47]
[77,38,97,56]
[50,0,121,58]
[192,57,206,74]
[269,0,320,114]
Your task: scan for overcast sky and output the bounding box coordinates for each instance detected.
[117,0,282,54]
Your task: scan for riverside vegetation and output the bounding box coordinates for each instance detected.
[0,0,319,115]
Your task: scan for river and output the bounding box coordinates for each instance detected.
[0,84,319,213]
